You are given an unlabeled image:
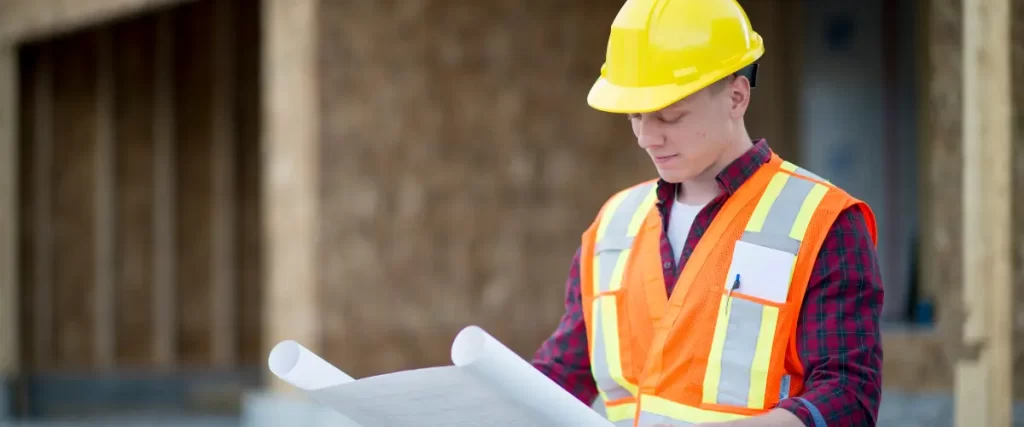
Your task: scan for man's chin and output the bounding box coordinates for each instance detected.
[655,169,691,184]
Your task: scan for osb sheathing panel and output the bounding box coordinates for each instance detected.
[314,0,803,376]
[315,0,648,375]
[916,0,1024,395]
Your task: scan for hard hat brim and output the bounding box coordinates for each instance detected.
[586,76,710,114]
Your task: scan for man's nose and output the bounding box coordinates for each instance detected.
[636,117,664,149]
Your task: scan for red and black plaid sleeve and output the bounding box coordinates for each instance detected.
[530,246,598,405]
[775,204,884,427]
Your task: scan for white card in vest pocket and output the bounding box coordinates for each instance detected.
[723,240,796,304]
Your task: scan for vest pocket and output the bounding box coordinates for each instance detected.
[704,291,790,410]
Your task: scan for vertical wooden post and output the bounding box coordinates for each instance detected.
[32,46,54,370]
[262,0,320,392]
[0,44,19,383]
[210,0,238,368]
[956,0,1012,424]
[94,28,117,370]
[152,13,177,368]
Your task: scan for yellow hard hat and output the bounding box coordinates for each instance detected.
[587,0,764,114]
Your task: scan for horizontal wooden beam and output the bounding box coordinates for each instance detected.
[0,0,194,44]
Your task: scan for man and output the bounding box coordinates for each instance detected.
[530,1,884,426]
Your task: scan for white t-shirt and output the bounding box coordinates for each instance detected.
[667,198,706,266]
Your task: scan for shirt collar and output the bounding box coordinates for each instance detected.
[655,138,773,208]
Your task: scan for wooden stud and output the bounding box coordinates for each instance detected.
[0,44,19,376]
[32,46,54,370]
[210,0,237,367]
[262,0,321,393]
[955,0,1013,425]
[152,13,177,368]
[94,28,117,370]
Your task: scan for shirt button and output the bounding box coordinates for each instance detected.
[663,262,672,269]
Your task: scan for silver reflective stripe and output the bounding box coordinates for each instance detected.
[591,297,632,401]
[594,183,655,293]
[613,419,636,427]
[756,176,814,235]
[779,374,791,399]
[783,160,830,184]
[737,176,814,255]
[738,230,800,254]
[636,411,695,427]
[794,166,827,183]
[595,184,653,252]
[596,249,625,293]
[716,298,763,406]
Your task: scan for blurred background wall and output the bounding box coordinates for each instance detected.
[0,0,1021,425]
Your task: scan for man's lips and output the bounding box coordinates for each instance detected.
[652,154,678,165]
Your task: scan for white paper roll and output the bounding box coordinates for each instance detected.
[268,340,355,390]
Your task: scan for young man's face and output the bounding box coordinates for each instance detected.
[628,77,749,183]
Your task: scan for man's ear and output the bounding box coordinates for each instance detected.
[729,76,751,119]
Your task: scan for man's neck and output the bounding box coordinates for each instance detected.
[676,136,753,205]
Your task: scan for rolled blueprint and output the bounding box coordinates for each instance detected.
[267,326,614,427]
[451,326,613,426]
[269,340,355,390]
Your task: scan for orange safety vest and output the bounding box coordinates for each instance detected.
[580,153,877,426]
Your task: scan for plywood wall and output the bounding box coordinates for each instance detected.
[15,0,263,373]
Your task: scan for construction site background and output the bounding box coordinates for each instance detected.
[0,0,1021,426]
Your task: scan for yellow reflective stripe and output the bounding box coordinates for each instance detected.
[788,183,829,241]
[597,190,629,241]
[745,172,789,232]
[702,298,730,403]
[591,296,612,403]
[747,304,780,408]
[780,160,797,172]
[600,296,639,396]
[640,394,750,424]
[628,186,657,235]
[606,250,631,293]
[599,186,655,293]
[604,401,637,422]
[591,296,634,402]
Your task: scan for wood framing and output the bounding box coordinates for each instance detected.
[261,0,321,393]
[955,0,1013,425]
[0,41,19,379]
